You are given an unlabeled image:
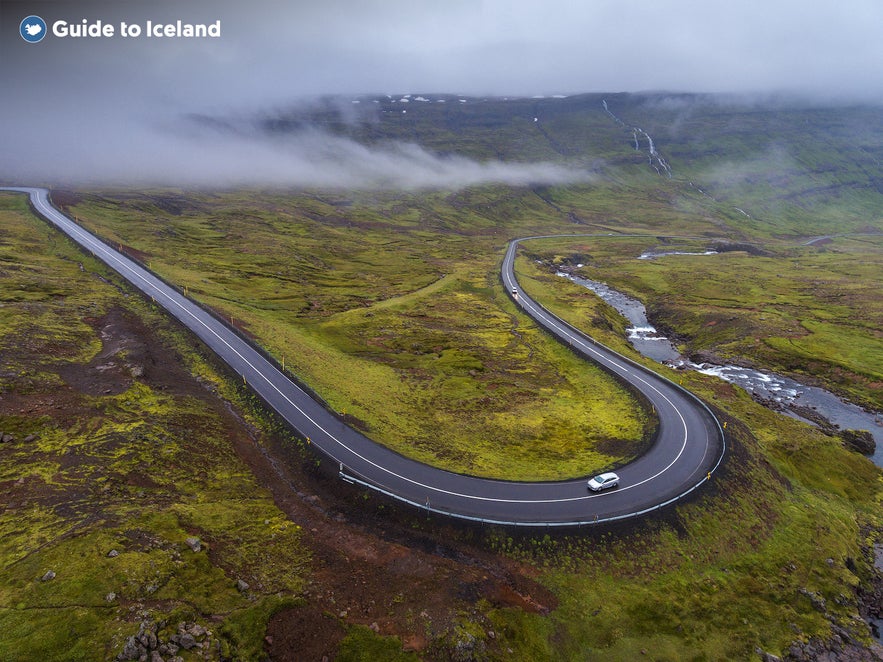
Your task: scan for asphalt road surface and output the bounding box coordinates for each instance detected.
[3,187,725,526]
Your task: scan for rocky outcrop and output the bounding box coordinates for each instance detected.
[116,620,216,662]
[782,540,883,662]
[783,633,883,661]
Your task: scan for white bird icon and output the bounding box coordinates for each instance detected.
[25,23,43,36]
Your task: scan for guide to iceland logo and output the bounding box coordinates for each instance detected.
[20,15,47,43]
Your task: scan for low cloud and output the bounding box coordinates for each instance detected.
[0,107,589,190]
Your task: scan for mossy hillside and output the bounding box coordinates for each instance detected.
[0,193,309,661]
[517,234,882,410]
[525,95,883,240]
[253,94,883,241]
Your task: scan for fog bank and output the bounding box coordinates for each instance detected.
[0,108,589,190]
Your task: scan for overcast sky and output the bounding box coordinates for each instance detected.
[2,0,882,187]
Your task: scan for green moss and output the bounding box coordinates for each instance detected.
[219,596,301,661]
[337,625,419,662]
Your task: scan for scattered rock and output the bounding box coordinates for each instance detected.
[184,537,201,552]
[115,619,217,662]
[236,579,250,593]
[369,622,380,633]
[1,433,14,443]
[117,635,141,661]
[108,549,120,558]
[23,434,36,443]
[118,622,160,661]
[177,633,196,650]
[106,592,117,602]
[799,587,827,613]
[841,429,876,455]
[783,635,883,661]
[41,570,56,582]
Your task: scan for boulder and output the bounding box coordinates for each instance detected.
[840,429,876,455]
[117,635,142,661]
[187,624,206,639]
[177,633,196,650]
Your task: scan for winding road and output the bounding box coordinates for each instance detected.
[2,187,725,527]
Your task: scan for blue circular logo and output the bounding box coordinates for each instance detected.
[20,15,47,43]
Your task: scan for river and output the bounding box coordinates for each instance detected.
[556,270,883,467]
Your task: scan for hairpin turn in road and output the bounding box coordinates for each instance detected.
[2,187,725,526]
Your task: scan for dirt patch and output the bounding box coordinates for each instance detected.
[50,307,222,402]
[56,309,140,396]
[266,605,346,660]
[594,436,644,465]
[48,189,84,211]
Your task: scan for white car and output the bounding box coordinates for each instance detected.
[587,472,620,492]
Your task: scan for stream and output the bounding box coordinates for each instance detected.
[555,269,883,467]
